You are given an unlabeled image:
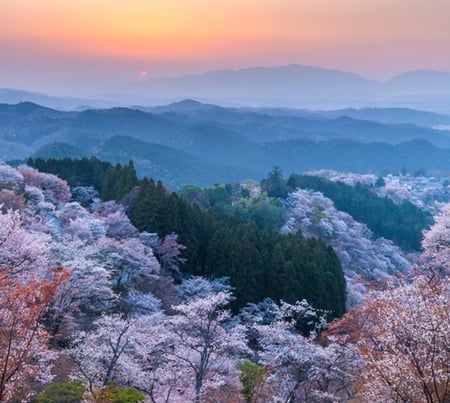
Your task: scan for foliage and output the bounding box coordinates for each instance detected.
[35,381,85,403]
[0,162,24,191]
[100,382,145,403]
[129,178,346,316]
[177,276,233,301]
[2,158,449,402]
[0,208,48,274]
[0,189,25,212]
[238,359,266,403]
[375,176,385,187]
[261,166,289,198]
[287,173,431,250]
[204,184,232,208]
[178,185,210,209]
[282,188,411,307]
[28,157,112,193]
[68,291,248,403]
[234,193,285,230]
[101,160,138,201]
[0,270,67,401]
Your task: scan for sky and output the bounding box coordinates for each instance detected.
[2,0,450,96]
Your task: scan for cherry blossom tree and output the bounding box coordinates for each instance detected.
[153,233,186,279]
[0,210,69,400]
[116,314,186,403]
[69,314,137,399]
[125,289,162,317]
[47,239,117,339]
[19,165,71,206]
[69,311,186,403]
[421,202,450,276]
[92,200,138,240]
[94,237,160,293]
[0,162,24,191]
[71,185,99,206]
[0,190,25,212]
[68,289,248,402]
[242,299,355,403]
[0,271,66,401]
[282,189,411,307]
[305,170,377,187]
[57,202,107,241]
[0,209,48,276]
[353,275,450,402]
[167,291,249,402]
[177,276,232,301]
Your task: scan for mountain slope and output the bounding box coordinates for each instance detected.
[122,65,379,108]
[0,88,116,110]
[301,108,450,127]
[92,136,260,189]
[262,138,450,174]
[4,65,450,111]
[119,65,450,110]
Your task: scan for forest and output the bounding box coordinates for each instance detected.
[287,173,431,250]
[0,157,448,402]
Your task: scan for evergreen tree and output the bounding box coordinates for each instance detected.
[261,166,289,198]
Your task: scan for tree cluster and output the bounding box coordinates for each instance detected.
[0,160,449,402]
[28,157,112,192]
[287,173,431,250]
[282,188,412,307]
[128,177,346,317]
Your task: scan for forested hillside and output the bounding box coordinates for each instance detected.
[287,173,431,250]
[1,158,448,402]
[127,177,346,315]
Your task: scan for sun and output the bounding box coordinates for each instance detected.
[140,69,148,78]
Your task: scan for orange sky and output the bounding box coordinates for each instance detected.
[2,0,450,94]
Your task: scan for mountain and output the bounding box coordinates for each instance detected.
[1,101,449,150]
[117,65,450,111]
[279,107,450,128]
[261,138,450,174]
[93,136,259,189]
[139,101,450,148]
[386,70,450,95]
[4,101,450,186]
[29,136,450,187]
[121,65,379,108]
[0,139,31,160]
[4,66,450,112]
[381,70,450,112]
[0,88,117,111]
[32,142,86,160]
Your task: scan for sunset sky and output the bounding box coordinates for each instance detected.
[2,0,450,95]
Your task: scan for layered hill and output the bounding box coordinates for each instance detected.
[3,100,450,187]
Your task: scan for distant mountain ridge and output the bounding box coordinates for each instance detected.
[2,65,450,112]
[0,88,118,111]
[119,65,450,112]
[4,100,450,187]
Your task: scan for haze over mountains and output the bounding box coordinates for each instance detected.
[2,65,450,189]
[2,98,450,189]
[2,65,450,112]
